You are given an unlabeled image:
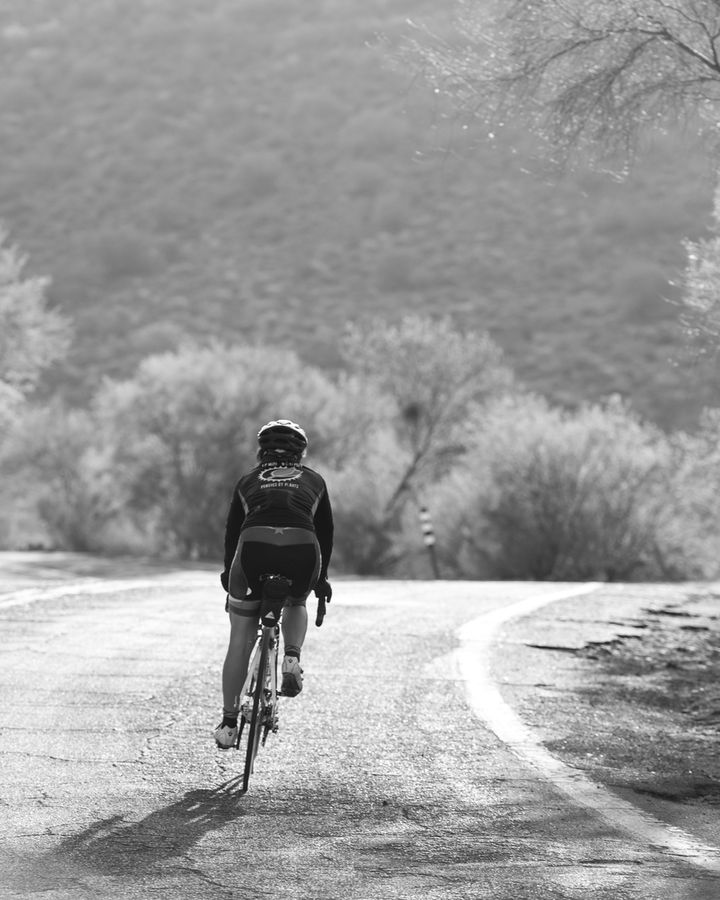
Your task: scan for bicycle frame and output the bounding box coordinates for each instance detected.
[235,577,288,793]
[231,573,325,794]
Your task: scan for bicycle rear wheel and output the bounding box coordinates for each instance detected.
[242,626,270,793]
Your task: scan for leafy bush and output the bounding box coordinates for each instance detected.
[87,342,371,558]
[433,394,683,581]
[4,403,130,552]
[656,408,720,579]
[325,429,409,574]
[5,341,391,559]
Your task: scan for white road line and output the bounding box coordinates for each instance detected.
[0,573,212,610]
[457,583,720,873]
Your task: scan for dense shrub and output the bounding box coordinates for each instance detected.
[656,407,720,579]
[429,394,690,581]
[4,403,131,553]
[89,342,348,558]
[325,430,409,574]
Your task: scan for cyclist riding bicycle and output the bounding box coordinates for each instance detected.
[214,419,334,749]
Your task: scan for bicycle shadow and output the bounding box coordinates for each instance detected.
[56,777,247,875]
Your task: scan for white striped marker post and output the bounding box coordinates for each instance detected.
[419,505,440,579]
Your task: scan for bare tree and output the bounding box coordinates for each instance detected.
[343,315,512,515]
[405,3,720,352]
[680,177,720,355]
[410,0,720,163]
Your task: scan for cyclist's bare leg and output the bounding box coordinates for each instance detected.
[282,604,307,657]
[222,612,257,712]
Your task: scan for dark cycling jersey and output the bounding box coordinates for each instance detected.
[223,461,333,580]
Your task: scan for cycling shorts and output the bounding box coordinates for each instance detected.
[226,526,321,618]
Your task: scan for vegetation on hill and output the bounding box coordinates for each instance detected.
[5,321,720,579]
[0,0,716,427]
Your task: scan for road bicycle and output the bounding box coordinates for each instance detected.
[234,574,327,794]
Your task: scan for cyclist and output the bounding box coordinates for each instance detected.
[214,419,334,750]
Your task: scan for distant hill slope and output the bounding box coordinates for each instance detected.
[0,0,716,428]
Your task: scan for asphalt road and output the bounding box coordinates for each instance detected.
[0,565,718,899]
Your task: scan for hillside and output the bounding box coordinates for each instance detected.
[0,0,716,428]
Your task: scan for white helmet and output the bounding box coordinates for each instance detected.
[257,419,308,455]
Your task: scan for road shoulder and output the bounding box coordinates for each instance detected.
[492,583,720,850]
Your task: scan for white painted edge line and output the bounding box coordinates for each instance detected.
[457,583,720,873]
[0,573,213,610]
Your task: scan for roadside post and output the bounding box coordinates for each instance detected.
[418,505,440,579]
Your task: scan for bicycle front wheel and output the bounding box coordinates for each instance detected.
[242,626,271,793]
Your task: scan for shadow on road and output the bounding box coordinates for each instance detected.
[56,780,247,875]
